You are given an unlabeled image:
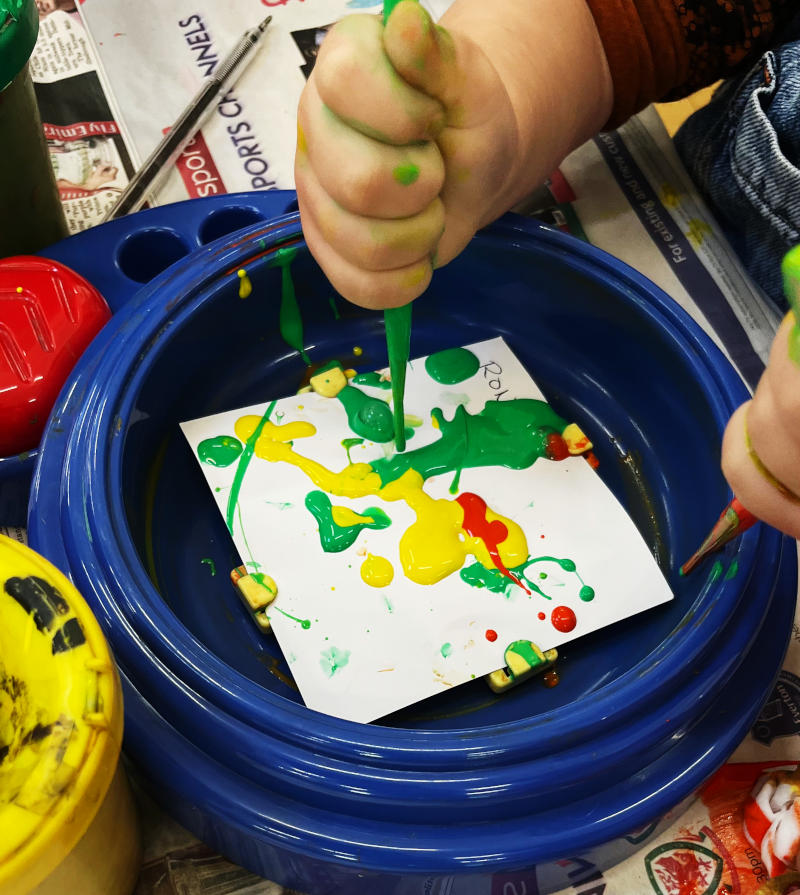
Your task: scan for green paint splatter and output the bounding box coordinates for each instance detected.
[198,434,243,467]
[273,606,311,629]
[460,554,587,601]
[724,558,739,580]
[320,646,351,677]
[371,398,567,486]
[317,361,395,442]
[440,642,452,658]
[201,558,217,576]
[305,490,391,552]
[342,436,364,463]
[393,162,420,186]
[782,245,800,365]
[351,372,392,389]
[424,347,480,384]
[271,246,311,365]
[226,401,276,534]
[708,560,724,583]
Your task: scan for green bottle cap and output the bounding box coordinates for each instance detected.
[0,0,38,92]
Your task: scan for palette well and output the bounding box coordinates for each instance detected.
[27,207,796,894]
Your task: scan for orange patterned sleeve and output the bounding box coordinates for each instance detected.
[584,0,798,128]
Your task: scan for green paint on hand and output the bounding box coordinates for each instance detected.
[201,558,217,576]
[320,646,351,677]
[783,245,800,365]
[371,398,568,485]
[424,347,480,384]
[393,162,420,186]
[271,246,311,365]
[305,490,391,552]
[351,371,392,389]
[440,642,452,658]
[198,434,243,467]
[226,401,276,534]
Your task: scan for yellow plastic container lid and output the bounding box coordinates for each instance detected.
[0,534,124,894]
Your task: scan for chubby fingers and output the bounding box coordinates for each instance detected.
[298,78,444,219]
[314,13,446,145]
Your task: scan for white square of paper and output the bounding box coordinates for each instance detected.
[180,337,673,723]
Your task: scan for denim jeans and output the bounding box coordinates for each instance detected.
[674,20,800,311]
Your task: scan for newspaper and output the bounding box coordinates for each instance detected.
[28,4,800,894]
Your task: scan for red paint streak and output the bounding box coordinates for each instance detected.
[551,605,576,633]
[455,492,530,594]
[537,612,546,620]
[485,629,498,642]
[585,451,600,469]
[545,432,569,460]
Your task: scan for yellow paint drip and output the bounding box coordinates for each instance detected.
[237,416,530,586]
[237,269,252,299]
[361,554,394,587]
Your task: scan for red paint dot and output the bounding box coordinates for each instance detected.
[537,612,546,620]
[551,605,577,633]
[485,629,498,642]
[540,534,545,539]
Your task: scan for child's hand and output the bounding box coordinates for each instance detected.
[722,310,800,539]
[296,0,519,308]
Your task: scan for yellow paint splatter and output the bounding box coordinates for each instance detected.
[685,218,713,249]
[237,269,252,298]
[659,183,680,208]
[361,553,394,587]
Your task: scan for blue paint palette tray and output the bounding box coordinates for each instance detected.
[24,195,796,894]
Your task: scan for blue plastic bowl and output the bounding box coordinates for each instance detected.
[28,211,796,894]
[0,192,299,527]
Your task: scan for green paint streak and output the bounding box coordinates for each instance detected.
[305,490,391,552]
[320,646,351,677]
[328,295,341,319]
[273,606,311,629]
[460,554,584,601]
[265,500,293,510]
[198,434,243,467]
[271,247,311,365]
[724,558,739,580]
[424,347,480,384]
[708,560,724,583]
[251,572,276,595]
[383,595,394,613]
[342,436,364,463]
[393,162,420,186]
[371,398,567,486]
[440,642,452,658]
[226,401,276,534]
[384,305,412,451]
[449,466,462,495]
[783,245,800,365]
[201,558,217,576]
[351,372,392,389]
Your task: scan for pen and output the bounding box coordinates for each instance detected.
[382,0,414,453]
[102,15,272,222]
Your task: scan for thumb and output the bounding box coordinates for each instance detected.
[383,1,461,108]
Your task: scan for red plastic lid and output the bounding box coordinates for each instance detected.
[0,255,111,457]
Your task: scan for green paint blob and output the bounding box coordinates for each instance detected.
[393,162,420,186]
[305,490,391,552]
[198,435,243,467]
[201,558,217,576]
[424,347,480,385]
[351,372,392,389]
[724,558,739,580]
[579,585,595,602]
[271,246,311,365]
[226,401,276,534]
[342,436,364,463]
[320,646,351,677]
[371,398,567,485]
[440,642,453,658]
[782,245,800,365]
[337,382,395,442]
